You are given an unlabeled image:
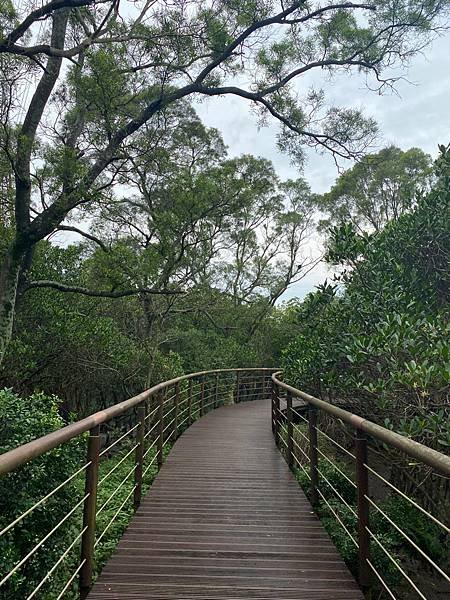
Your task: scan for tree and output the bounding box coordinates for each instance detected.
[317,146,433,232]
[1,0,448,363]
[1,99,315,400]
[219,170,317,333]
[91,134,317,381]
[282,147,450,454]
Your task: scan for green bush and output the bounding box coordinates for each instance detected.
[371,496,445,563]
[282,147,450,449]
[0,389,84,599]
[0,387,174,599]
[293,454,446,589]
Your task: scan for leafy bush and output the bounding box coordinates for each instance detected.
[282,147,450,449]
[0,386,174,599]
[0,389,84,599]
[294,456,445,588]
[371,496,445,563]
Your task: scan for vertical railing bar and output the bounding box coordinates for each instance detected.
[79,425,100,599]
[275,388,281,447]
[356,429,371,593]
[271,378,276,435]
[235,370,241,404]
[188,379,193,424]
[157,391,164,469]
[287,391,294,469]
[214,372,219,408]
[308,404,319,508]
[174,382,180,439]
[200,376,205,417]
[133,402,146,511]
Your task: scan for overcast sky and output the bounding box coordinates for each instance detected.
[194,33,450,302]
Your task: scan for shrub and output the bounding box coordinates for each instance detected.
[293,455,445,589]
[0,389,84,599]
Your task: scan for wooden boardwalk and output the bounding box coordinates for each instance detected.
[88,399,363,599]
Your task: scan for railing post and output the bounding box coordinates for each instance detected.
[174,382,180,439]
[134,403,146,511]
[79,425,101,599]
[286,391,294,469]
[356,429,371,593]
[235,370,241,403]
[271,379,276,434]
[157,391,164,469]
[275,386,281,446]
[308,405,319,508]
[200,376,205,416]
[214,372,219,408]
[188,379,193,424]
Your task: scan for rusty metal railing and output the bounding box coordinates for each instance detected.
[271,372,450,599]
[0,368,275,599]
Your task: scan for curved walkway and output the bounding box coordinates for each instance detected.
[88,399,363,599]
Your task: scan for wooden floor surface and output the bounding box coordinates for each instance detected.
[88,399,363,599]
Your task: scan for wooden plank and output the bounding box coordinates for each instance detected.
[88,400,363,599]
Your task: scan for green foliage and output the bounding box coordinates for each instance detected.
[283,147,450,448]
[0,389,83,599]
[294,457,445,587]
[372,496,445,563]
[1,245,145,414]
[0,385,174,599]
[317,146,432,232]
[1,103,315,406]
[0,0,16,37]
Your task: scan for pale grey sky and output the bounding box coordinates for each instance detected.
[194,33,450,301]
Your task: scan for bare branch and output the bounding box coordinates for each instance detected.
[55,225,110,251]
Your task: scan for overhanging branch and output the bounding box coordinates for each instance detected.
[55,225,110,251]
[25,281,185,297]
[1,0,101,48]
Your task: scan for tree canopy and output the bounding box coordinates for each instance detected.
[317,146,433,232]
[1,0,449,362]
[282,145,450,452]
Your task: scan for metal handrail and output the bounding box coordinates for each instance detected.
[271,372,450,599]
[272,372,450,477]
[0,368,276,475]
[0,368,275,599]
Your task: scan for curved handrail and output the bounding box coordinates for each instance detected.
[271,372,450,477]
[1,368,449,600]
[0,368,277,476]
[271,371,450,598]
[0,367,276,599]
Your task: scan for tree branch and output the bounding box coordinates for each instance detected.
[55,225,110,251]
[196,84,363,159]
[24,280,185,297]
[1,0,102,48]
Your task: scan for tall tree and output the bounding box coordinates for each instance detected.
[92,125,316,379]
[0,0,448,363]
[317,146,433,232]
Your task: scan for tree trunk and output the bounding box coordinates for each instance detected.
[0,9,70,367]
[0,245,24,366]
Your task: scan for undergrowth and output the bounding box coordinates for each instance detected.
[294,457,446,591]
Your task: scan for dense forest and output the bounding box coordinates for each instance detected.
[0,0,449,598]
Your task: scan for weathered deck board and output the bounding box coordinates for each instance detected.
[88,400,363,600]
